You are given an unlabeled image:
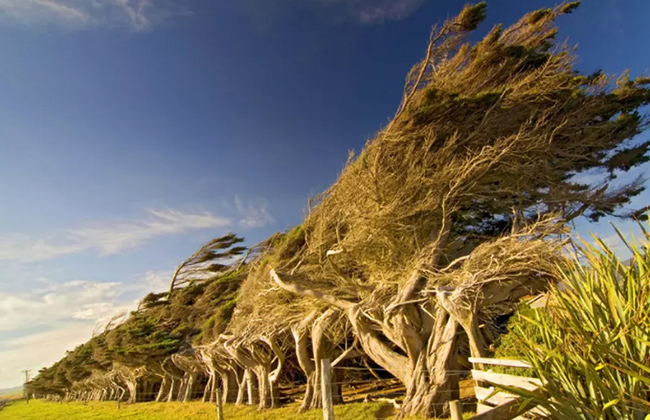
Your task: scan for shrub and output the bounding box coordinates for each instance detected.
[491,303,547,377]
[511,223,650,419]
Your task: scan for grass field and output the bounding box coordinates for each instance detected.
[0,400,475,419]
[0,400,395,419]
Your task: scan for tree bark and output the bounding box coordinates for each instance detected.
[161,358,185,402]
[252,337,284,409]
[126,380,137,404]
[202,375,213,402]
[222,368,240,403]
[156,377,169,402]
[292,314,316,412]
[245,369,259,405]
[398,311,460,418]
[236,371,247,405]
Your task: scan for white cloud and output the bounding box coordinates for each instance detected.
[0,208,231,263]
[71,301,132,323]
[0,0,189,31]
[235,197,274,229]
[71,208,231,255]
[0,280,128,331]
[0,0,89,24]
[142,270,172,293]
[571,218,646,262]
[0,271,157,387]
[0,325,96,388]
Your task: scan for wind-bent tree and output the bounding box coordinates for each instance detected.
[28,3,650,418]
[168,233,247,294]
[267,2,650,417]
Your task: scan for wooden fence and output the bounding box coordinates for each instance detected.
[451,357,547,420]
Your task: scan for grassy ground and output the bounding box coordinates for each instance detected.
[0,400,475,419]
[1,400,391,419]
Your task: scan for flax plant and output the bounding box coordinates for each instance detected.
[512,222,650,419]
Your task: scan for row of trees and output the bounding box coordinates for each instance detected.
[28,235,246,404]
[27,2,650,418]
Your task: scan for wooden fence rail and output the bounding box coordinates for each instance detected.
[467,357,546,420]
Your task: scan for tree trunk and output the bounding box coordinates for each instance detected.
[223,369,239,403]
[202,375,213,402]
[255,365,275,409]
[271,267,471,419]
[225,338,284,409]
[126,380,137,404]
[245,369,259,405]
[292,312,317,412]
[183,373,198,401]
[259,337,285,408]
[294,309,347,411]
[162,358,185,402]
[236,372,247,405]
[156,377,169,402]
[398,312,460,418]
[166,378,177,402]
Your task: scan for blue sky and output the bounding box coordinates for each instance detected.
[0,0,648,388]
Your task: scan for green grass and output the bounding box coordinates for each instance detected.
[0,400,399,419]
[0,400,474,419]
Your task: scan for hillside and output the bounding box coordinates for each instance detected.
[23,3,650,419]
[0,386,22,397]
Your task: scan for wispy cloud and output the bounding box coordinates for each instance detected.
[238,0,424,27]
[0,208,231,262]
[571,217,647,262]
[0,0,189,31]
[70,208,231,255]
[322,0,424,24]
[235,196,274,229]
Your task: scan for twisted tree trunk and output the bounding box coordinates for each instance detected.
[156,376,170,402]
[234,367,247,404]
[292,313,317,412]
[227,339,285,409]
[271,268,464,418]
[220,368,240,403]
[161,358,185,402]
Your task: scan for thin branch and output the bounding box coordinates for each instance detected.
[269,268,355,310]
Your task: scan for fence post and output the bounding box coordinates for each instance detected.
[216,384,224,420]
[321,359,334,420]
[449,400,463,420]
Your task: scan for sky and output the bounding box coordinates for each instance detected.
[0,0,649,389]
